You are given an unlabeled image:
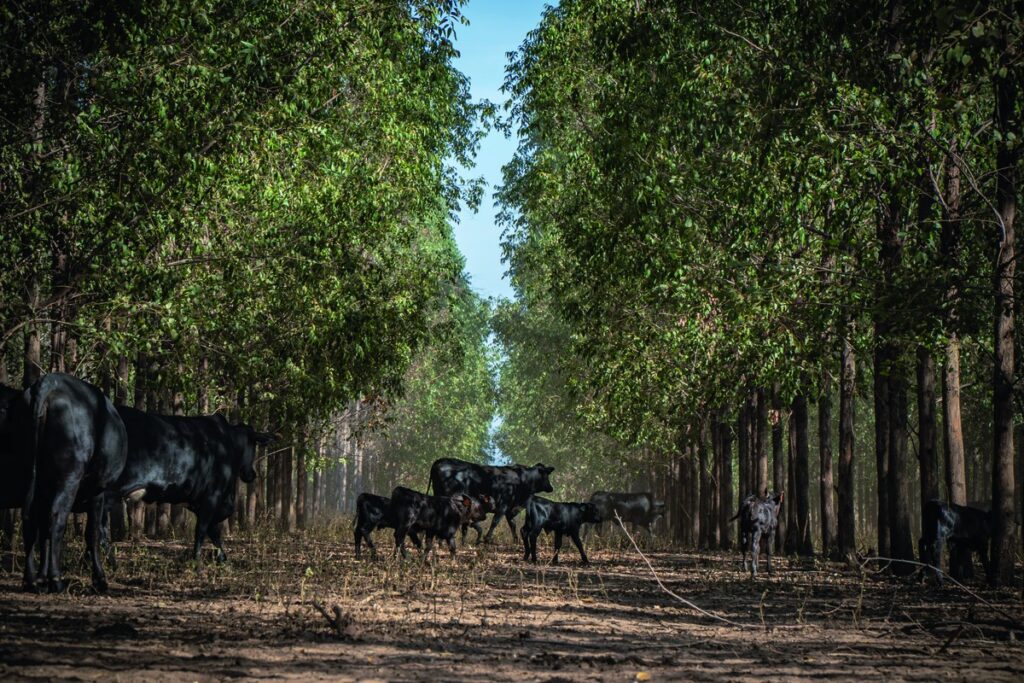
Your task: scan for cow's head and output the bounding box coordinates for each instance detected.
[449,493,475,521]
[526,463,555,493]
[231,422,274,484]
[770,491,784,517]
[478,493,496,513]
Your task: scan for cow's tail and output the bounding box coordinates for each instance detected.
[25,379,48,526]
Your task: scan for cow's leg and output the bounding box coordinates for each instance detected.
[483,509,504,543]
[460,523,469,544]
[193,517,210,564]
[570,531,589,565]
[527,530,540,562]
[394,528,409,558]
[354,526,363,559]
[979,541,994,584]
[505,512,517,539]
[408,530,423,549]
[423,535,434,563]
[447,535,457,559]
[207,523,228,562]
[21,507,41,592]
[765,529,774,575]
[934,536,948,583]
[552,531,563,564]
[521,526,530,560]
[471,521,485,545]
[750,530,761,579]
[85,499,109,593]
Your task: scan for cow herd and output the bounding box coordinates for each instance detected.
[354,457,667,565]
[0,372,999,594]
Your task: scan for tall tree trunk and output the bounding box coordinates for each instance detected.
[819,374,837,559]
[755,388,769,496]
[793,394,813,556]
[737,401,750,501]
[887,373,915,573]
[23,280,41,389]
[873,344,891,556]
[699,420,710,549]
[716,413,733,552]
[916,347,939,512]
[991,65,1018,586]
[772,386,786,553]
[838,336,857,561]
[941,140,967,508]
[296,426,307,531]
[689,440,700,547]
[785,410,798,555]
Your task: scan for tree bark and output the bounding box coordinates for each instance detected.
[699,420,710,548]
[916,347,939,512]
[838,336,857,560]
[718,412,733,550]
[991,65,1018,586]
[793,394,813,556]
[785,410,798,555]
[887,373,915,573]
[755,388,769,496]
[819,375,837,558]
[873,343,890,557]
[737,401,750,501]
[771,386,786,553]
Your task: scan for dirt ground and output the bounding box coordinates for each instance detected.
[1,523,1023,682]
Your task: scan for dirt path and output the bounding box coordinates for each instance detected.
[0,530,1022,681]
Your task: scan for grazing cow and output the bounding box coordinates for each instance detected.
[919,499,994,583]
[113,406,273,563]
[733,491,784,578]
[588,491,665,536]
[18,374,127,593]
[353,492,422,559]
[428,458,554,542]
[389,486,475,560]
[521,496,601,565]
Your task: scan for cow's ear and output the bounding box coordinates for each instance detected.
[774,491,784,505]
[463,496,472,508]
[255,432,276,445]
[543,466,555,474]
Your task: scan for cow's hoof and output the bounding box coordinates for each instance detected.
[92,577,109,594]
[22,579,42,594]
[48,579,67,594]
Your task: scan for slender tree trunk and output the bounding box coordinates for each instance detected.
[719,414,733,551]
[819,375,837,559]
[689,440,700,546]
[755,388,769,496]
[991,65,1018,586]
[785,410,798,555]
[941,140,967,509]
[916,347,939,512]
[838,336,857,560]
[296,426,307,531]
[772,386,786,553]
[737,402,749,501]
[699,420,710,549]
[793,394,813,556]
[887,373,915,573]
[873,343,891,556]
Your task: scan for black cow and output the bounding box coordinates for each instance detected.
[389,486,475,560]
[113,406,273,563]
[919,499,994,583]
[15,374,127,593]
[353,492,422,559]
[429,458,554,542]
[733,491,784,578]
[588,491,665,537]
[521,496,601,565]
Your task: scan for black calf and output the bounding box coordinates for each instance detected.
[521,496,601,565]
[919,499,994,583]
[353,492,421,559]
[734,492,783,578]
[390,486,475,560]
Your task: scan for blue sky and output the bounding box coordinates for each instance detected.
[452,0,551,301]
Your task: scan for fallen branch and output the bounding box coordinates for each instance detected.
[858,556,1024,630]
[311,599,359,639]
[613,511,758,629]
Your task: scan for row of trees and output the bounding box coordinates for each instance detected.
[0,1,495,540]
[496,0,1022,583]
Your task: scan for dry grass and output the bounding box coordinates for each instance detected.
[0,518,1022,681]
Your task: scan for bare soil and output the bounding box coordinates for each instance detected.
[1,523,1022,681]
